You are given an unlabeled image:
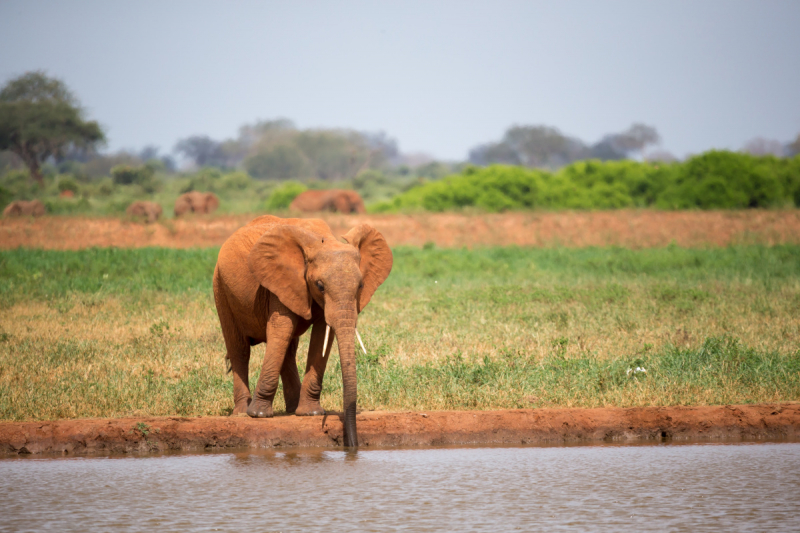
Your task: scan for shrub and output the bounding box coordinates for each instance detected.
[264,181,307,210]
[96,177,114,196]
[219,171,252,191]
[0,169,36,199]
[57,176,79,193]
[111,165,161,193]
[375,152,800,212]
[43,196,90,214]
[656,151,790,209]
[181,168,221,193]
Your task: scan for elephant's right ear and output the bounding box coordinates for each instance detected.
[248,225,320,320]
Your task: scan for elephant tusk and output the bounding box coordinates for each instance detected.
[322,325,331,358]
[356,328,367,356]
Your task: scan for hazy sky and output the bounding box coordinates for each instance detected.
[1,0,798,161]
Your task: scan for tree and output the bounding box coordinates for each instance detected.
[244,144,311,179]
[0,71,104,186]
[788,134,800,157]
[469,125,589,168]
[173,135,228,168]
[742,137,785,157]
[469,123,661,168]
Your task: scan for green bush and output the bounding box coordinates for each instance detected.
[181,168,221,193]
[219,171,252,191]
[375,152,800,212]
[0,169,37,200]
[43,196,90,214]
[96,177,114,196]
[111,165,161,194]
[57,176,79,193]
[264,181,307,210]
[0,185,12,209]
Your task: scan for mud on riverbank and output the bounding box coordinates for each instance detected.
[1,403,798,456]
[2,210,799,250]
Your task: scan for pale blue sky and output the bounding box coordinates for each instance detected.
[1,0,798,160]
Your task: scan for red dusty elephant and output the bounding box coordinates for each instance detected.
[174,191,220,217]
[289,189,366,214]
[3,199,46,218]
[213,214,393,447]
[126,201,163,223]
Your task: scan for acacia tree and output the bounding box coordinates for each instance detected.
[0,71,104,187]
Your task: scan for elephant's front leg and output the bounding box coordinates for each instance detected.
[247,294,298,418]
[296,317,333,416]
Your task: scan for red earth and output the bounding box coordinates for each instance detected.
[1,403,797,456]
[1,210,799,250]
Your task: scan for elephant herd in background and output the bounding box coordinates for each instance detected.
[4,189,366,221]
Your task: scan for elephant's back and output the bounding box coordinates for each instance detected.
[289,190,332,211]
[216,226,270,338]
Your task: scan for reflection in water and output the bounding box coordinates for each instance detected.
[2,442,799,532]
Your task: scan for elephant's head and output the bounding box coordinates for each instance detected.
[248,223,393,447]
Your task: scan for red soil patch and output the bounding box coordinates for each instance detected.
[1,403,797,455]
[1,210,799,250]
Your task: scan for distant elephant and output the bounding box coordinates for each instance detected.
[213,214,393,447]
[174,191,220,217]
[3,199,46,218]
[126,201,163,223]
[289,189,366,214]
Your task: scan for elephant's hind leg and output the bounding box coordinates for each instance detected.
[214,273,251,415]
[280,337,301,414]
[229,342,251,415]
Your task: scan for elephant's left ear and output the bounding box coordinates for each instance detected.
[342,224,393,312]
[248,225,320,320]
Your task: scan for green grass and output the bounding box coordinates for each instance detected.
[1,245,798,420]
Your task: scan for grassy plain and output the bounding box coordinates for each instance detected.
[1,245,799,421]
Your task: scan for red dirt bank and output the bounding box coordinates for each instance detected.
[1,404,797,456]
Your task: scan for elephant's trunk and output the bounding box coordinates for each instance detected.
[334,311,359,447]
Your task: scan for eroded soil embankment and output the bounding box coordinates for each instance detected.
[2,210,800,249]
[1,403,798,456]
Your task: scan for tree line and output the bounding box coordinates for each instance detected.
[2,71,799,214]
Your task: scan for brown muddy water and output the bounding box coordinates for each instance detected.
[1,442,799,532]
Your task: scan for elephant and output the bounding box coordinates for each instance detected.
[174,191,220,217]
[3,199,46,218]
[213,214,393,447]
[126,200,163,223]
[289,189,366,214]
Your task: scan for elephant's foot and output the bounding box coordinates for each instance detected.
[232,398,251,416]
[295,399,325,416]
[246,398,274,418]
[284,391,300,415]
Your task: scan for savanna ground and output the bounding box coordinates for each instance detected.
[0,211,799,422]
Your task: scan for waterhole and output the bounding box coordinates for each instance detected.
[2,442,798,531]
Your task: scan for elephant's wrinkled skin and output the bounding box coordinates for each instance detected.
[3,199,45,218]
[126,200,163,223]
[174,191,220,217]
[213,215,392,447]
[289,189,366,214]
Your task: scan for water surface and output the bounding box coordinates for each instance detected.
[2,442,799,532]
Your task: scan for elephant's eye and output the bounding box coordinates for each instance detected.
[316,280,325,292]
[359,281,364,290]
